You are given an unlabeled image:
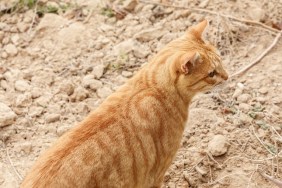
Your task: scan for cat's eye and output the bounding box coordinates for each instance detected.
[208,71,216,77]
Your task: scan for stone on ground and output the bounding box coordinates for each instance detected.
[0,103,16,127]
[208,135,228,157]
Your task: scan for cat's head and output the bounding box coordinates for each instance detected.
[166,20,228,97]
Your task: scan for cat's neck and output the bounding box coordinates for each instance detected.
[150,55,197,106]
[129,62,195,108]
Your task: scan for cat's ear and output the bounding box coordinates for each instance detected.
[187,19,208,39]
[180,52,201,74]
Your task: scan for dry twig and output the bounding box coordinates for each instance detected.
[209,172,252,185]
[83,8,94,24]
[5,147,23,181]
[247,165,258,188]
[258,169,282,188]
[270,125,282,141]
[249,125,275,155]
[206,154,213,183]
[223,154,282,166]
[187,156,206,172]
[206,152,222,168]
[139,0,280,33]
[231,30,282,78]
[28,0,39,34]
[241,137,250,152]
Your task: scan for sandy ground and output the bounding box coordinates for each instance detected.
[0,0,281,187]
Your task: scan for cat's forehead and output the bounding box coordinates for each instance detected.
[210,54,220,67]
[203,50,221,69]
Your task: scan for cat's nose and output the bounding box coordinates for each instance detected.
[220,70,229,80]
[222,73,228,80]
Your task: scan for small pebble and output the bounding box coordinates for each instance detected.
[255,112,265,120]
[93,64,105,79]
[238,103,251,112]
[60,82,74,96]
[97,86,112,98]
[232,88,242,99]
[2,36,10,45]
[208,135,228,157]
[258,87,268,94]
[1,52,8,59]
[15,80,30,92]
[0,102,17,127]
[237,82,244,89]
[71,86,89,102]
[257,128,266,137]
[195,166,207,176]
[45,113,60,123]
[21,143,32,154]
[15,93,31,107]
[17,22,29,32]
[31,87,42,99]
[256,97,266,104]
[4,43,18,56]
[237,93,251,103]
[122,71,133,78]
[36,96,50,107]
[57,125,71,136]
[167,182,176,188]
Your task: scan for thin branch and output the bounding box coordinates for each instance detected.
[6,147,23,181]
[231,30,282,78]
[270,125,282,141]
[83,8,94,24]
[241,137,250,152]
[258,169,282,188]
[206,152,222,168]
[28,0,39,34]
[206,154,213,183]
[223,152,282,164]
[250,125,275,156]
[209,172,252,185]
[247,165,258,188]
[139,0,280,33]
[187,156,206,172]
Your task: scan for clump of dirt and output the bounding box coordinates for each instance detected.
[0,0,281,187]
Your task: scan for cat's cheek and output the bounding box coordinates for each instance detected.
[191,82,211,92]
[198,80,217,92]
[201,85,213,92]
[204,78,217,86]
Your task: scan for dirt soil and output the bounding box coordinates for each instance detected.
[0,0,282,187]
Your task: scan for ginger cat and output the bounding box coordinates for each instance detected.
[21,20,228,188]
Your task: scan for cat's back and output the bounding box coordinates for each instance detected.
[21,86,154,188]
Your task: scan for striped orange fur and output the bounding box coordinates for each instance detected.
[21,20,228,188]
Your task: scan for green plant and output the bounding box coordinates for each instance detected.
[101,7,115,18]
[255,120,269,130]
[266,144,277,154]
[0,0,73,16]
[248,111,257,119]
[37,5,59,16]
[18,0,37,9]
